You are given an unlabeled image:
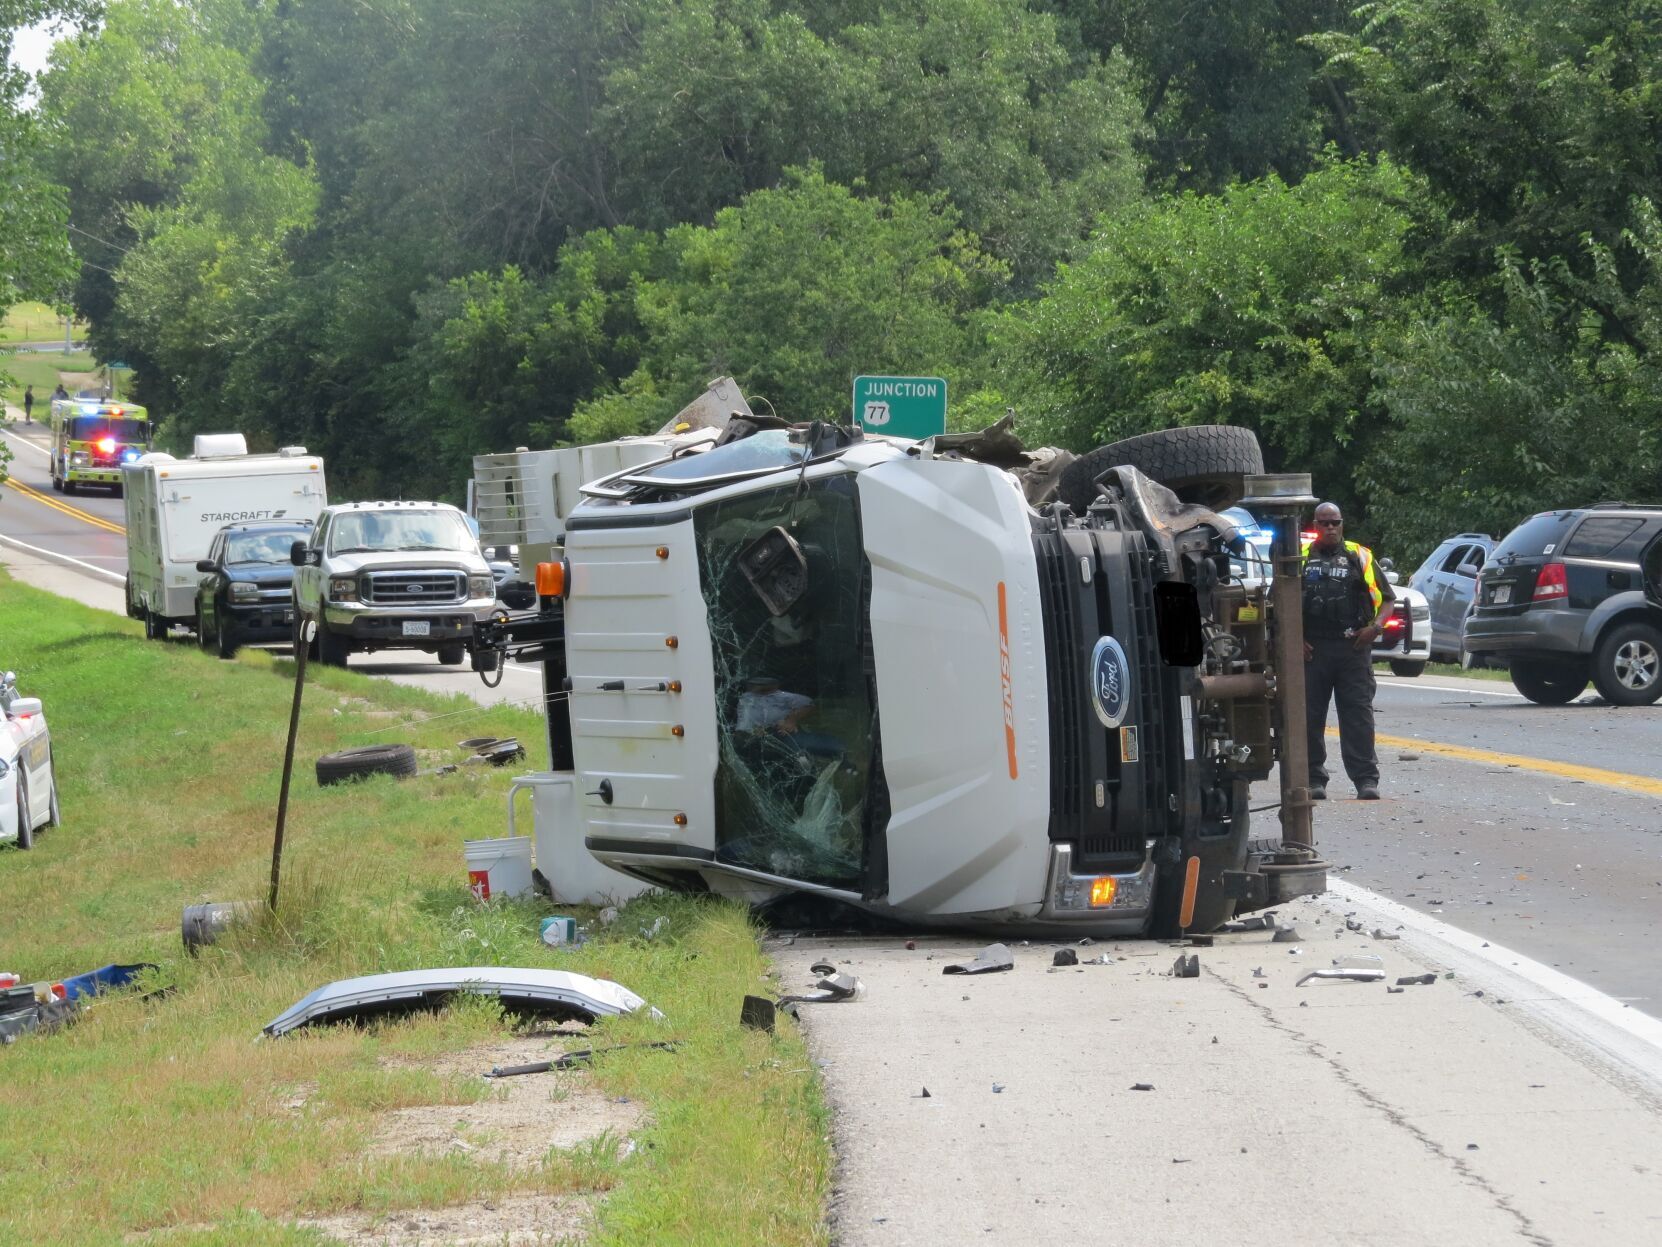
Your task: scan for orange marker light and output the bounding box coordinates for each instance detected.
[671,724,685,737]
[665,635,679,648]
[673,812,688,826]
[1179,855,1201,930]
[655,546,670,560]
[1089,877,1116,907]
[535,560,567,597]
[668,680,683,693]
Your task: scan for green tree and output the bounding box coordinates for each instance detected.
[1364,209,1662,560]
[601,167,1005,431]
[1,1,88,484]
[1043,0,1364,190]
[1002,157,1419,511]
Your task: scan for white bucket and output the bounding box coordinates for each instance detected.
[463,835,534,901]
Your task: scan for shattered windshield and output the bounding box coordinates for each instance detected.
[696,475,878,890]
[628,429,815,487]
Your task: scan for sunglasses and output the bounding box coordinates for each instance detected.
[1316,519,1343,526]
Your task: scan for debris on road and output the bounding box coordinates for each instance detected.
[942,944,1014,975]
[780,972,862,1005]
[1396,973,1438,986]
[1272,926,1301,943]
[1298,954,1384,985]
[1053,949,1078,967]
[1130,1083,1155,1091]
[1219,914,1278,933]
[1172,954,1200,978]
[1371,929,1402,940]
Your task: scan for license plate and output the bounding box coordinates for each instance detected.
[402,621,431,637]
[1492,585,1511,604]
[282,609,293,624]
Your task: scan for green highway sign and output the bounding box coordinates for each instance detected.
[852,375,947,440]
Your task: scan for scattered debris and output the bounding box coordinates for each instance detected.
[1053,949,1079,967]
[1387,986,1404,994]
[1272,926,1301,943]
[905,940,917,950]
[263,967,658,1038]
[1172,953,1200,979]
[1297,967,1385,986]
[740,995,776,1033]
[1251,966,1265,978]
[485,1042,680,1077]
[992,1083,1005,1094]
[1345,919,1364,933]
[810,960,837,977]
[597,906,620,927]
[942,944,1014,975]
[1219,913,1278,933]
[1398,752,1420,761]
[1077,937,1095,946]
[1084,954,1115,965]
[1371,929,1401,941]
[780,973,862,1005]
[916,1087,932,1099]
[1395,974,1438,987]
[1130,1083,1154,1091]
[1187,935,1214,947]
[639,916,670,941]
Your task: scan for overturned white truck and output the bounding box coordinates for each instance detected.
[473,385,1326,935]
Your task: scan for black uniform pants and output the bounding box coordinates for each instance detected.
[1305,635,1378,789]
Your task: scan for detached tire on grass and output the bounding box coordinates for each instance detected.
[1057,425,1265,513]
[315,744,418,787]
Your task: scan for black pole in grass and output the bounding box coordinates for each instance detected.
[270,614,314,912]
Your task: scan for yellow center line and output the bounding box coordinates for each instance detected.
[2,476,126,535]
[1329,726,1662,800]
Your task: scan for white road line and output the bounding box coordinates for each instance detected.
[0,531,125,585]
[0,427,51,456]
[1327,879,1662,1090]
[1380,681,1524,698]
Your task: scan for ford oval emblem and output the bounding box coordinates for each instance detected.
[407,583,425,593]
[1089,636,1131,729]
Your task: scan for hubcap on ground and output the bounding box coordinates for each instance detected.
[1614,640,1659,690]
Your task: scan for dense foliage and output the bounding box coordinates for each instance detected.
[6,0,1660,558]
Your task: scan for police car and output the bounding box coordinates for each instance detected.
[1,671,59,849]
[1370,560,1431,677]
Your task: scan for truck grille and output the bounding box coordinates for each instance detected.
[362,569,466,605]
[1125,547,1170,840]
[255,579,292,604]
[1034,532,1085,826]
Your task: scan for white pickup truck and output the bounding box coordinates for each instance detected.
[288,500,499,667]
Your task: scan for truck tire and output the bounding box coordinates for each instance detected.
[50,470,63,493]
[15,777,34,850]
[1057,425,1264,512]
[316,744,418,786]
[437,643,466,666]
[197,603,213,652]
[143,609,165,641]
[317,626,352,668]
[1388,660,1424,678]
[216,616,239,660]
[1509,659,1587,705]
[1591,621,1662,706]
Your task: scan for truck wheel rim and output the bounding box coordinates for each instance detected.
[1614,640,1659,689]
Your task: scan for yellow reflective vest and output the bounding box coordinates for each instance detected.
[1300,536,1384,617]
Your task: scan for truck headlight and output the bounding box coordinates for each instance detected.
[70,451,89,466]
[328,577,359,602]
[469,574,494,599]
[228,582,259,603]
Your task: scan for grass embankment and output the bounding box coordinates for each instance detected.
[0,302,81,345]
[0,574,829,1246]
[0,350,103,410]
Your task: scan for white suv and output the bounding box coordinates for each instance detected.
[289,501,498,667]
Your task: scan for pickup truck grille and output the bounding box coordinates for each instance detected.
[255,579,292,604]
[362,569,466,605]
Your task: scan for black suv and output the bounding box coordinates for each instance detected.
[1463,505,1662,705]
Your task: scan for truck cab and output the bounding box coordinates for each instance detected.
[290,501,499,667]
[475,410,1325,936]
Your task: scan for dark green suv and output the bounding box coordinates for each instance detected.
[1463,504,1662,705]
